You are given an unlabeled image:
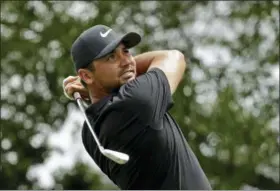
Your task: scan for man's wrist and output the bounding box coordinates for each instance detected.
[63,89,74,100]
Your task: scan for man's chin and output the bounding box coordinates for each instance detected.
[127,76,135,82]
[121,76,135,84]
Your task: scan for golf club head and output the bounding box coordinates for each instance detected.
[102,149,130,164]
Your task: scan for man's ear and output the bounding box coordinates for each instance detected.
[78,69,94,85]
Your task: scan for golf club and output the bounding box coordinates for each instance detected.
[73,92,130,165]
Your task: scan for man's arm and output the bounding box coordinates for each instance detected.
[63,50,187,100]
[134,50,187,94]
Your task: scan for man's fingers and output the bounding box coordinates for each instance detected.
[64,83,88,97]
[63,76,90,100]
[63,76,79,87]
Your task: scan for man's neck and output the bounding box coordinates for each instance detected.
[89,90,109,104]
[88,84,111,104]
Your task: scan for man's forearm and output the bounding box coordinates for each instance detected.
[134,51,170,76]
[134,50,187,94]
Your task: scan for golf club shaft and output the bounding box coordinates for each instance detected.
[74,92,103,149]
[74,92,129,164]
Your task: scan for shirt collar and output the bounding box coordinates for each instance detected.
[85,95,112,118]
[85,87,119,118]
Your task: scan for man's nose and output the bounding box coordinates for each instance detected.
[120,55,131,67]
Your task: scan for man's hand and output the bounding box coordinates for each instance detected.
[63,76,90,100]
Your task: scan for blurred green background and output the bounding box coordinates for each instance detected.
[1,1,279,190]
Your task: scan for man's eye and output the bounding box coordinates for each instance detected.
[107,54,115,61]
[124,49,130,54]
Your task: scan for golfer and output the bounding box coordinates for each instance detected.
[63,24,212,190]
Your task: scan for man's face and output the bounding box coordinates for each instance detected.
[83,43,137,92]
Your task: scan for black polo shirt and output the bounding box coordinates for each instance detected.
[81,68,212,190]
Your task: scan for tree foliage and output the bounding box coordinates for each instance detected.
[1,1,279,189]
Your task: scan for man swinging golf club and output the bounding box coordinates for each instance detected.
[63,24,212,190]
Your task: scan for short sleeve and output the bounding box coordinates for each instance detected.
[117,68,174,126]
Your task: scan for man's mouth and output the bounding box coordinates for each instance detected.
[121,69,134,76]
[121,69,134,79]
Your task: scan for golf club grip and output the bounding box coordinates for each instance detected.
[73,92,82,100]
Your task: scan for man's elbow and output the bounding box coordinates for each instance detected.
[171,50,187,72]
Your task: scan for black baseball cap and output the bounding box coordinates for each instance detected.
[71,25,141,71]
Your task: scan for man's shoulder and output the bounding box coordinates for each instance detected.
[117,68,168,95]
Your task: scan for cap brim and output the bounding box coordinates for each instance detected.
[94,32,141,60]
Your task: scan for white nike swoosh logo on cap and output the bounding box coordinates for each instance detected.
[100,29,112,37]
